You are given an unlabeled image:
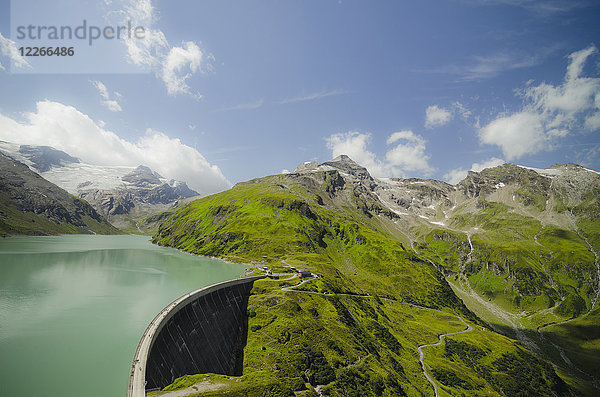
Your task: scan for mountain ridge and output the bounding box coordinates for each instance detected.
[151,154,599,395]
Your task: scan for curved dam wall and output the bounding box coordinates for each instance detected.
[128,275,265,397]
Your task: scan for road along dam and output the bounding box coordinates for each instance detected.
[127,275,265,397]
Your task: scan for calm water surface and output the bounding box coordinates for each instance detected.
[0,235,247,397]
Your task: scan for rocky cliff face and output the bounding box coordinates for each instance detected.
[290,156,599,234]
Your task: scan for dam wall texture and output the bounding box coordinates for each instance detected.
[128,275,265,397]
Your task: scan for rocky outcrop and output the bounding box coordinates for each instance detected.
[79,167,199,219]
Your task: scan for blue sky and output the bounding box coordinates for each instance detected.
[1,0,599,193]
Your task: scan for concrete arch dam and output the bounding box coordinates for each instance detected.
[128,275,265,397]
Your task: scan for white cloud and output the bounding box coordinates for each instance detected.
[325,130,433,178]
[279,89,349,104]
[470,157,507,172]
[0,32,30,71]
[479,111,547,160]
[443,157,505,184]
[281,169,290,174]
[0,100,230,194]
[443,168,469,185]
[385,131,434,174]
[425,105,453,128]
[162,42,203,97]
[326,131,381,174]
[479,45,600,159]
[106,0,209,97]
[424,102,474,129]
[91,80,123,112]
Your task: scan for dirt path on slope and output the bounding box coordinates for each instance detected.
[278,270,474,397]
[417,316,472,397]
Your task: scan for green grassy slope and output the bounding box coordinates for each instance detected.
[153,174,468,312]
[151,171,574,396]
[150,276,572,397]
[414,165,598,322]
[409,164,600,393]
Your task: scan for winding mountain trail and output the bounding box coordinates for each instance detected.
[417,316,472,397]
[275,267,474,396]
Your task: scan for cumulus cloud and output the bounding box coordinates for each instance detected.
[326,132,381,174]
[478,45,600,160]
[162,41,204,97]
[0,33,30,71]
[424,102,473,129]
[0,100,230,194]
[385,131,434,173]
[479,112,546,159]
[425,105,453,128]
[91,80,123,112]
[443,157,506,185]
[106,0,209,97]
[325,130,434,178]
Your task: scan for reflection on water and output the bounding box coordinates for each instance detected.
[0,235,246,397]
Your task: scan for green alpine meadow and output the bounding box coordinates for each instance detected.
[149,156,600,396]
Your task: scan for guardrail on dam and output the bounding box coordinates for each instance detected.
[127,275,265,397]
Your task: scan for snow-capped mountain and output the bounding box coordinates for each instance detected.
[0,141,199,230]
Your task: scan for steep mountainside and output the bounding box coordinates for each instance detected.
[0,141,199,231]
[151,155,597,396]
[0,153,119,236]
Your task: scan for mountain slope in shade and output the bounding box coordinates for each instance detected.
[0,152,119,236]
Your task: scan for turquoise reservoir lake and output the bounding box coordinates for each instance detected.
[0,235,247,397]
